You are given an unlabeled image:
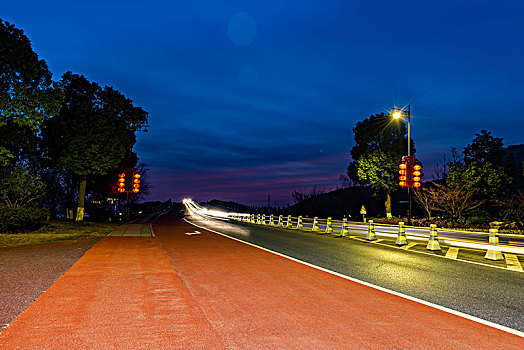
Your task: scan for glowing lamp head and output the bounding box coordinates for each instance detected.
[413,182,421,188]
[118,188,125,193]
[399,181,406,187]
[132,188,139,193]
[414,164,421,171]
[392,110,402,119]
[399,163,406,169]
[134,173,141,179]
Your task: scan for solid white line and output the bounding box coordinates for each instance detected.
[184,217,524,338]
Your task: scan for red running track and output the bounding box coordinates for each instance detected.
[0,216,522,349]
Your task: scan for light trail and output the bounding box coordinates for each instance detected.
[183,198,250,221]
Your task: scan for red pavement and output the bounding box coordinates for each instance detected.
[0,216,523,349]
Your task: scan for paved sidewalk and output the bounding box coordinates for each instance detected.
[0,236,223,349]
[108,222,154,237]
[0,216,522,349]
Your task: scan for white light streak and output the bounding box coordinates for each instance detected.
[183,198,250,221]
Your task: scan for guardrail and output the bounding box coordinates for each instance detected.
[182,199,522,260]
[228,212,522,261]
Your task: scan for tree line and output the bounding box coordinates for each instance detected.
[346,112,523,228]
[0,19,149,232]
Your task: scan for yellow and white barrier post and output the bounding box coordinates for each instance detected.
[251,214,255,223]
[287,215,292,228]
[269,214,274,226]
[261,214,266,225]
[257,214,261,224]
[426,224,441,251]
[341,218,349,236]
[366,220,377,241]
[297,216,303,230]
[278,215,283,227]
[395,221,408,246]
[325,217,333,233]
[312,217,319,232]
[485,228,504,260]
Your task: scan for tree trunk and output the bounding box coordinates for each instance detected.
[76,175,87,222]
[385,192,392,218]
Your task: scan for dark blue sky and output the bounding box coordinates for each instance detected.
[2,1,523,206]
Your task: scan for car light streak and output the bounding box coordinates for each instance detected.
[183,198,250,221]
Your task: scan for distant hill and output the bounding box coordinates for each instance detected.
[283,186,415,220]
[209,186,414,220]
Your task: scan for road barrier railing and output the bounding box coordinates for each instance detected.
[226,212,521,261]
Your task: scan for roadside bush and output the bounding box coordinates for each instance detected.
[463,209,493,226]
[0,167,49,233]
[0,205,49,233]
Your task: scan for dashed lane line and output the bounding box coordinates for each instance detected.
[400,242,418,250]
[505,254,523,272]
[445,247,460,259]
[233,220,523,273]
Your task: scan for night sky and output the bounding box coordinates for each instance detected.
[2,1,523,206]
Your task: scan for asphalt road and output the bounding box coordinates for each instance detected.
[186,212,524,332]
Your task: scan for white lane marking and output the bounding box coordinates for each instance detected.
[445,247,460,259]
[332,229,522,274]
[505,254,523,272]
[400,242,418,250]
[185,231,202,236]
[184,218,524,338]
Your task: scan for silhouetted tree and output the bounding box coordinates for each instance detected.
[448,130,512,199]
[43,72,148,221]
[0,19,63,166]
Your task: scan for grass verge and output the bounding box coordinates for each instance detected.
[0,221,119,247]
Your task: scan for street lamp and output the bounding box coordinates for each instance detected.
[392,105,411,156]
[392,105,413,224]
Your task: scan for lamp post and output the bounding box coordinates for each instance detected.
[392,104,411,156]
[392,105,412,224]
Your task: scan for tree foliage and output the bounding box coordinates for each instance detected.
[348,113,414,216]
[43,72,148,220]
[356,150,397,194]
[496,190,524,229]
[0,19,63,166]
[448,130,512,198]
